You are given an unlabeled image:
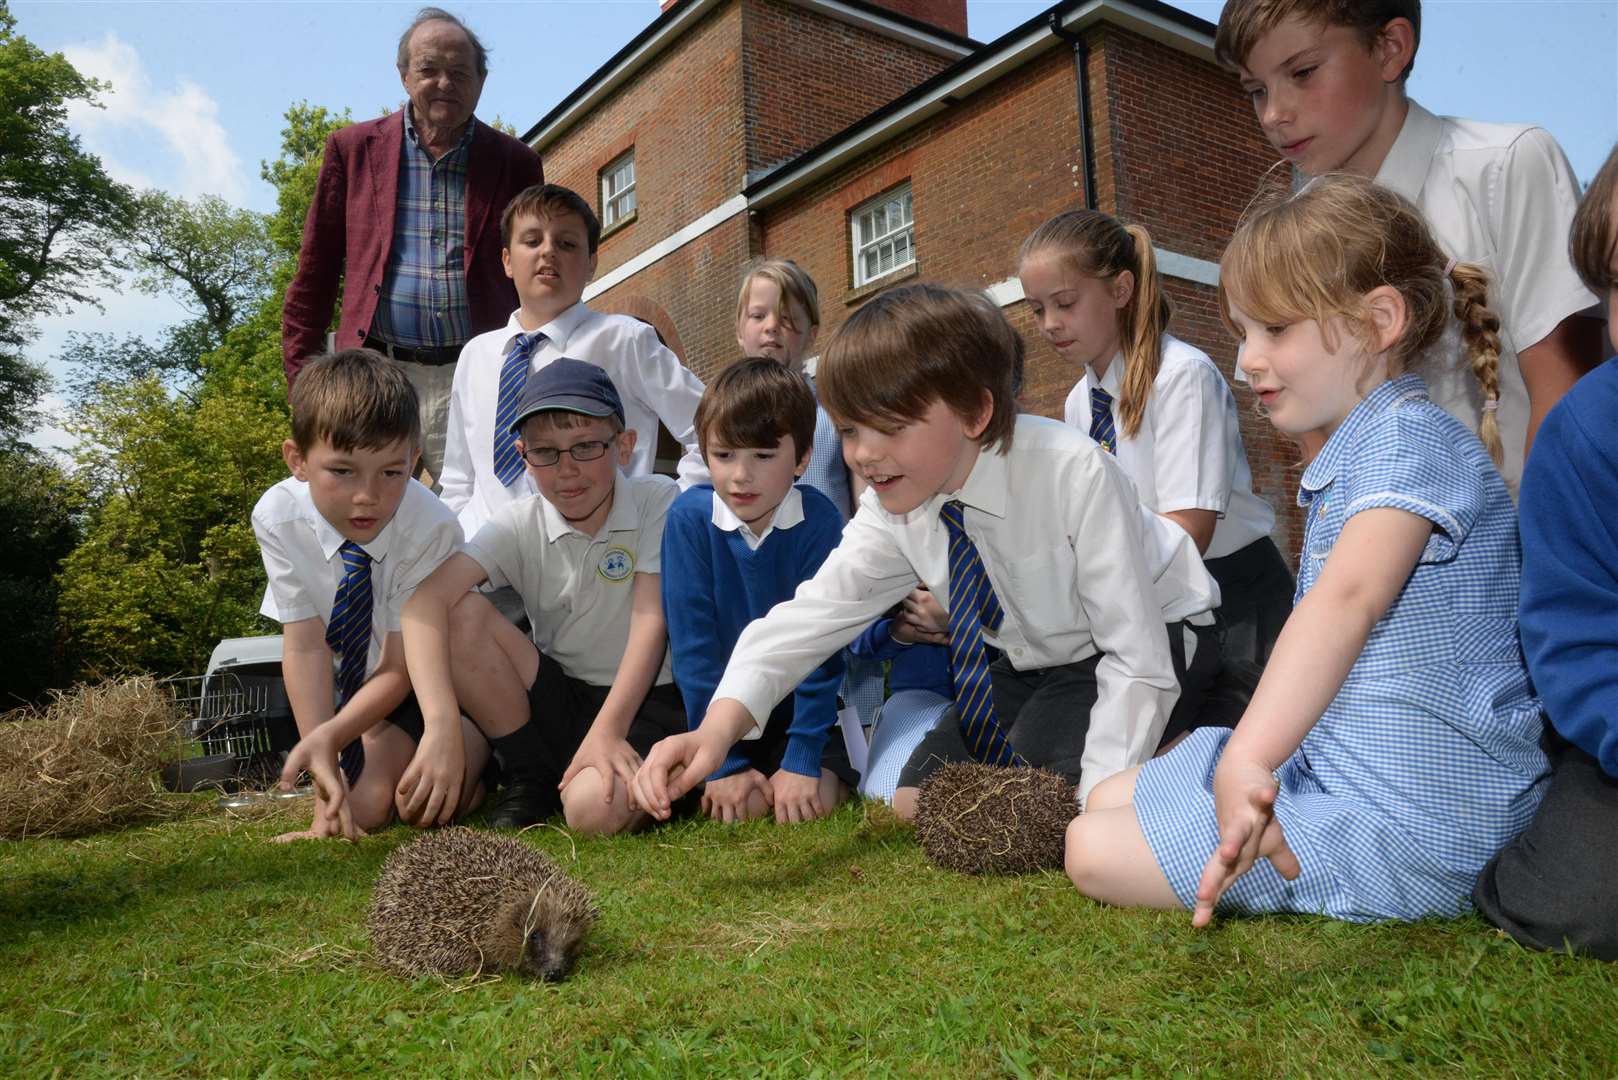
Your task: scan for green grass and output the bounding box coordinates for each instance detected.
[3,800,1615,1078]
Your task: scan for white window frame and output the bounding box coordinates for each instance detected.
[600,150,636,231]
[850,183,915,287]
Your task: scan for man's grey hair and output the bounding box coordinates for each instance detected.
[397,7,488,77]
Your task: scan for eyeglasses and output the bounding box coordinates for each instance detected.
[519,439,613,467]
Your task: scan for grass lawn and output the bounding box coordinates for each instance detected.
[3,798,1615,1078]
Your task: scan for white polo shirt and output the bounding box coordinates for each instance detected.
[1374,101,1599,493]
[439,303,709,537]
[712,413,1220,802]
[1063,333,1276,559]
[463,471,677,688]
[253,477,463,681]
[711,485,805,551]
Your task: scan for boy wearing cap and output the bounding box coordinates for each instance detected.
[402,358,685,832]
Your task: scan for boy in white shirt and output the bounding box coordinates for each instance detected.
[634,283,1224,821]
[404,359,685,833]
[1216,0,1604,489]
[256,349,487,841]
[439,183,708,538]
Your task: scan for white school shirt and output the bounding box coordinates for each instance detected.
[712,413,1219,803]
[711,484,805,551]
[462,471,677,688]
[253,477,463,681]
[439,303,709,537]
[1063,334,1276,559]
[1373,101,1599,494]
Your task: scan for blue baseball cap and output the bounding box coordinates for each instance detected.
[509,357,626,433]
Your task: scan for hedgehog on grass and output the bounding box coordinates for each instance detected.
[913,763,1079,875]
[369,827,598,981]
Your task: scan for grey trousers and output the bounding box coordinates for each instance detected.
[396,358,457,488]
[1473,731,1618,961]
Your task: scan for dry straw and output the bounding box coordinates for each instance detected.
[913,763,1080,875]
[0,677,187,840]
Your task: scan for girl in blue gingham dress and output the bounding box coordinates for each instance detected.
[1063,176,1550,925]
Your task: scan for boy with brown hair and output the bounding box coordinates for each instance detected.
[403,359,684,833]
[661,358,856,824]
[438,183,707,539]
[634,284,1224,822]
[1215,0,1604,489]
[258,349,487,841]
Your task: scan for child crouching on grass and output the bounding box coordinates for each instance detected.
[260,349,488,841]
[402,359,684,834]
[661,358,856,823]
[633,282,1225,823]
[1064,175,1550,926]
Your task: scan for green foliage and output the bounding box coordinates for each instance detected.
[52,100,353,678]
[0,2,135,326]
[3,805,1617,1076]
[127,190,274,338]
[0,444,79,704]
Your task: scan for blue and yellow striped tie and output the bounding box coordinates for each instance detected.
[326,540,373,705]
[940,501,1025,767]
[1089,386,1117,454]
[493,331,543,486]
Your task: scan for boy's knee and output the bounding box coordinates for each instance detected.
[447,593,494,655]
[349,782,396,832]
[561,770,636,836]
[892,786,919,822]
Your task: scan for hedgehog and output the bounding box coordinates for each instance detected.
[368,827,598,981]
[913,763,1080,875]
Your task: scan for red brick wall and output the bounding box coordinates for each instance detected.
[1090,26,1303,562]
[540,2,747,280]
[760,46,1083,333]
[741,0,957,173]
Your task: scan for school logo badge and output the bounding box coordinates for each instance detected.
[597,546,635,583]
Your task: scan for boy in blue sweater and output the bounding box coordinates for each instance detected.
[661,358,855,823]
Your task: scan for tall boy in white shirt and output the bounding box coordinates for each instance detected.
[404,359,685,833]
[438,183,708,538]
[256,349,488,841]
[1216,0,1604,489]
[634,283,1224,821]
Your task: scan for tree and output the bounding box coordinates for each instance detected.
[0,3,135,335]
[0,444,79,704]
[53,102,351,678]
[128,190,274,340]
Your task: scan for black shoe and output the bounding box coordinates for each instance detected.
[487,780,557,829]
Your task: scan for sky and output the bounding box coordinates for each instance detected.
[11,0,1617,451]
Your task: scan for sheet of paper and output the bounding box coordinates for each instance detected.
[838,704,869,779]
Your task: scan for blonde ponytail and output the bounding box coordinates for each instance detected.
[1449,262,1504,463]
[1116,224,1171,438]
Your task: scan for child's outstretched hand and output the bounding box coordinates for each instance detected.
[1192,756,1300,927]
[632,730,728,820]
[276,728,363,842]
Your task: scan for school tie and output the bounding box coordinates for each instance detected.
[940,501,1026,767]
[492,331,543,486]
[1089,386,1117,454]
[326,541,373,706]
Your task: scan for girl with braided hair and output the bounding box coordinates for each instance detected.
[1063,174,1549,926]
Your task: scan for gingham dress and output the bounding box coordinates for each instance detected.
[1133,375,1549,922]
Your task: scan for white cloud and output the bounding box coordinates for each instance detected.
[62,35,246,203]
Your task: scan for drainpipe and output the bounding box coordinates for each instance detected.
[1050,11,1098,211]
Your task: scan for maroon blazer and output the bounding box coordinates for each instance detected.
[281,112,544,384]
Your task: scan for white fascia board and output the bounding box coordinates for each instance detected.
[984,247,1217,306]
[583,194,750,301]
[529,0,722,153]
[795,0,976,58]
[748,20,1058,208]
[1059,0,1216,61]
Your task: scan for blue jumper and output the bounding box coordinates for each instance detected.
[849,618,951,698]
[661,484,846,778]
[1519,356,1618,778]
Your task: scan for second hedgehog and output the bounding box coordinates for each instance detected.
[369,827,598,981]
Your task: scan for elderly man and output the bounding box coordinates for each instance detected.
[282,7,543,482]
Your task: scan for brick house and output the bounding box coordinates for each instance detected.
[523,0,1305,559]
